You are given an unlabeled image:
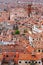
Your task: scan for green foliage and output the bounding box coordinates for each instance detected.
[30,61,35,65]
[15,30,20,34]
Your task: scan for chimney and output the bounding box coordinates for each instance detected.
[28,3,32,17]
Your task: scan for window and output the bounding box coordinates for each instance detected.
[15,19,17,21]
[0,48,2,52]
[28,61,31,63]
[39,61,41,64]
[19,61,21,63]
[6,55,9,57]
[41,12,43,16]
[33,39,34,40]
[8,16,10,20]
[38,50,40,52]
[4,8,7,11]
[22,23,24,25]
[35,12,38,15]
[0,32,1,35]
[35,61,37,63]
[25,61,27,63]
[14,55,16,57]
[42,50,43,52]
[15,14,17,15]
[0,14,1,17]
[36,20,39,22]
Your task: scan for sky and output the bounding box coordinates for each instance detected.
[0,0,43,3]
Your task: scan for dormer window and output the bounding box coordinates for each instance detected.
[8,16,10,20]
[42,50,43,52]
[36,20,39,22]
[6,55,9,57]
[15,14,17,15]
[38,50,40,52]
[41,12,43,16]
[35,61,37,63]
[38,61,41,64]
[35,12,38,15]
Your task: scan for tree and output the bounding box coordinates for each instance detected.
[15,30,20,34]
